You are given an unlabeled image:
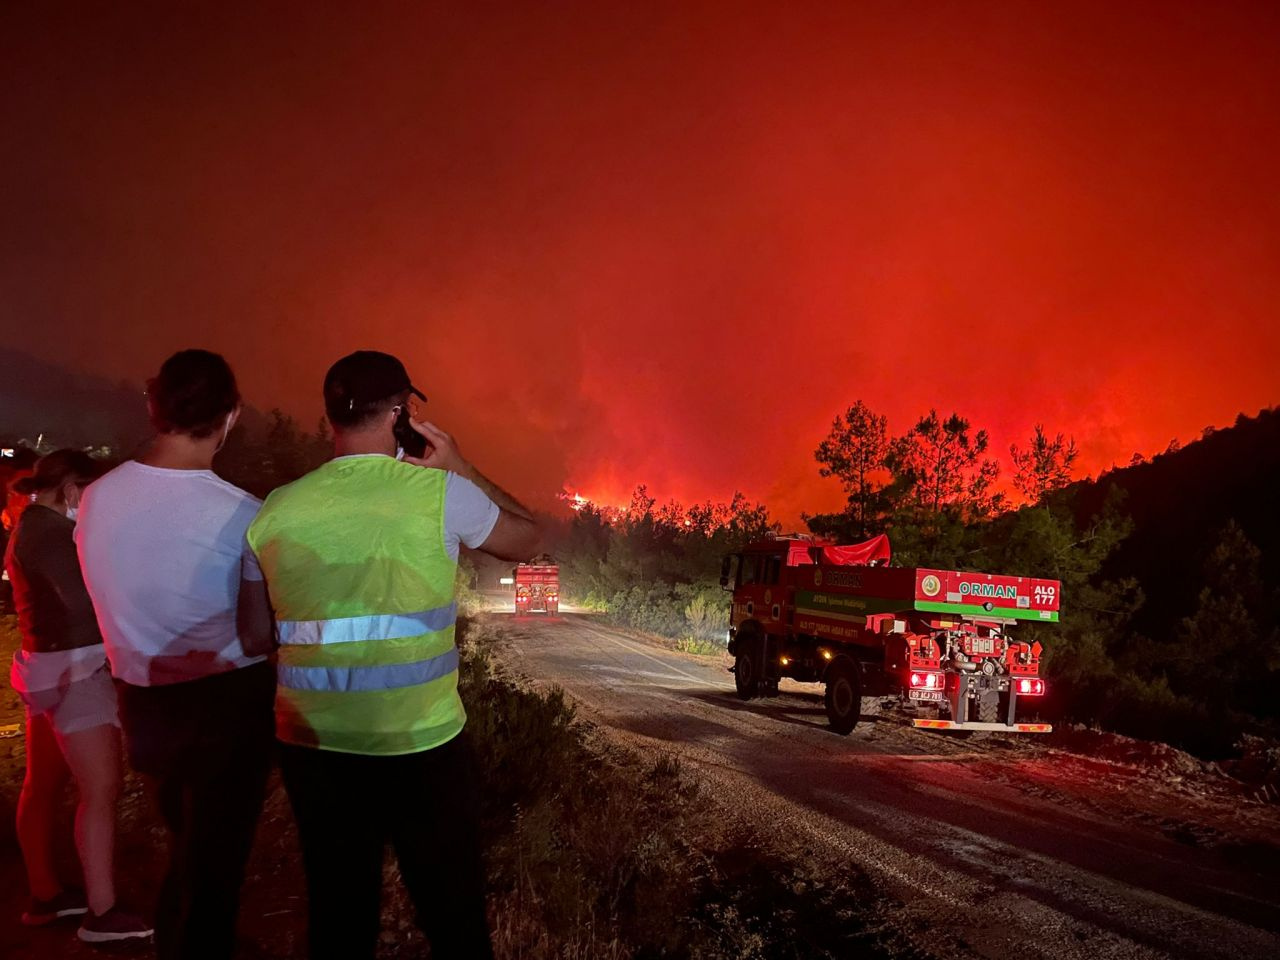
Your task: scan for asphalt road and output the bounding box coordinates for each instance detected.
[497,611,1280,960]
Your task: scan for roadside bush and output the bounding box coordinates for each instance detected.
[574,592,612,614]
[683,587,729,645]
[556,490,772,651]
[675,637,724,657]
[455,554,487,617]
[1100,674,1217,751]
[604,583,689,638]
[576,580,731,654]
[449,617,702,956]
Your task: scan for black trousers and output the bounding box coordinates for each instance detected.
[118,662,275,960]
[278,734,493,960]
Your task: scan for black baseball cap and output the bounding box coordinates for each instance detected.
[324,351,426,417]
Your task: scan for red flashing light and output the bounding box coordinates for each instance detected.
[1016,678,1045,696]
[909,672,942,690]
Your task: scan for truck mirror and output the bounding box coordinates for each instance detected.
[719,575,730,587]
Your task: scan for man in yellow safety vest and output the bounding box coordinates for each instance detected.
[239,351,540,960]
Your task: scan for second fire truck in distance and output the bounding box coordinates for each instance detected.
[722,534,1059,735]
[514,556,560,614]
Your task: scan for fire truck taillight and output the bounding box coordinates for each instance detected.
[1016,678,1045,696]
[909,672,942,690]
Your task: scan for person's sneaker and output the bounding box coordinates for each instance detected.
[77,908,154,943]
[21,888,88,925]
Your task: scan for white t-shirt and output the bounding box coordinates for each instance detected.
[75,461,267,686]
[444,471,501,559]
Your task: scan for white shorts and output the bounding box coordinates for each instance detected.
[20,664,120,736]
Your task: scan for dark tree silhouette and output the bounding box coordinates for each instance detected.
[888,410,1002,521]
[1010,425,1078,504]
[812,400,890,539]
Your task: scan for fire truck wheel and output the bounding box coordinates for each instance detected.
[978,691,1000,723]
[824,659,861,735]
[734,634,761,701]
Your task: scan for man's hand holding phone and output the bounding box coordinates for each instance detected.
[403,416,542,561]
[403,419,470,477]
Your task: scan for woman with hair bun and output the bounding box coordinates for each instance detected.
[75,349,273,960]
[5,450,152,942]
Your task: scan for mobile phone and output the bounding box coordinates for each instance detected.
[394,405,428,459]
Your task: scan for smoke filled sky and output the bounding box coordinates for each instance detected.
[3,2,1278,524]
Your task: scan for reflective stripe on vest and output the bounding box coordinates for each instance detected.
[277,604,458,647]
[278,646,459,693]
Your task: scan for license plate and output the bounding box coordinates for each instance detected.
[909,690,944,701]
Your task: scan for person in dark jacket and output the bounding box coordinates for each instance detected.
[5,450,152,943]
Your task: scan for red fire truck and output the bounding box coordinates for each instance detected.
[514,556,559,614]
[722,534,1058,735]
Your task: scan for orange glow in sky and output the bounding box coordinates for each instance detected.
[2,3,1277,526]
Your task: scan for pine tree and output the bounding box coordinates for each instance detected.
[1170,521,1278,716]
[1010,425,1079,504]
[812,401,891,539]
